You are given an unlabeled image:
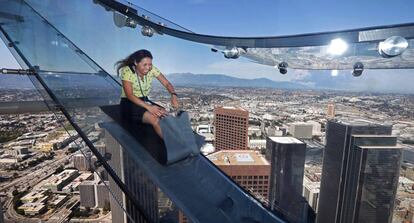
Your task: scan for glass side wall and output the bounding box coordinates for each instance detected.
[1,0,413,223]
[0,1,240,223]
[0,1,189,223]
[19,0,293,221]
[0,74,115,222]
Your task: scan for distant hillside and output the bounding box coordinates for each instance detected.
[166,73,307,89]
[0,75,34,89]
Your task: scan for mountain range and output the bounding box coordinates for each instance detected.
[165,73,307,89]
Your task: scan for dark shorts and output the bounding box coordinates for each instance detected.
[120,98,148,123]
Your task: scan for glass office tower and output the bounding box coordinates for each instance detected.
[317,120,401,223]
[266,137,307,222]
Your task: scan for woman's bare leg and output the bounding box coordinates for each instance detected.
[142,111,163,139]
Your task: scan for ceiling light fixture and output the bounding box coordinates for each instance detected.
[378,36,408,58]
[328,38,348,55]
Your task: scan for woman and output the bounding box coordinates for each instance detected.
[116,49,179,138]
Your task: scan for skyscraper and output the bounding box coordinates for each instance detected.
[105,130,159,223]
[317,119,402,223]
[266,137,307,222]
[214,106,249,150]
[327,103,335,118]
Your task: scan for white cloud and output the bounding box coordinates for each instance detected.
[297,81,316,87]
[289,69,311,81]
[346,69,414,93]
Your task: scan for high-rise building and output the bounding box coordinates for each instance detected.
[327,103,335,118]
[105,130,159,223]
[96,181,110,208]
[79,181,96,208]
[73,153,91,171]
[317,119,402,223]
[179,150,270,223]
[289,123,313,139]
[266,137,307,222]
[214,107,249,150]
[208,150,271,202]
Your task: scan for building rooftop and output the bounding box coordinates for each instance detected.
[74,172,93,182]
[268,137,304,144]
[357,145,402,150]
[21,190,48,203]
[18,202,46,212]
[303,176,320,193]
[335,118,391,127]
[351,135,397,138]
[207,150,269,166]
[49,195,67,205]
[291,122,313,126]
[216,106,248,112]
[80,180,96,186]
[44,169,79,186]
[399,176,414,185]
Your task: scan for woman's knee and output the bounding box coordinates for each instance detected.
[143,112,159,126]
[152,117,160,126]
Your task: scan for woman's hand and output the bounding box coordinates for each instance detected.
[171,94,179,110]
[147,105,167,118]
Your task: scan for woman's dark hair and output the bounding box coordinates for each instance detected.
[115,49,153,74]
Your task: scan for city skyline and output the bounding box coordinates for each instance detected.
[2,84,414,222]
[1,1,414,93]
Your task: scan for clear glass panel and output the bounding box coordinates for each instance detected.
[1,1,222,222]
[118,0,194,33]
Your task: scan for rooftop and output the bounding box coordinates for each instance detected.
[207,150,269,166]
[268,137,304,144]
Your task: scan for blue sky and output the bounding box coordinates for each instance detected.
[1,0,414,92]
[134,0,414,36]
